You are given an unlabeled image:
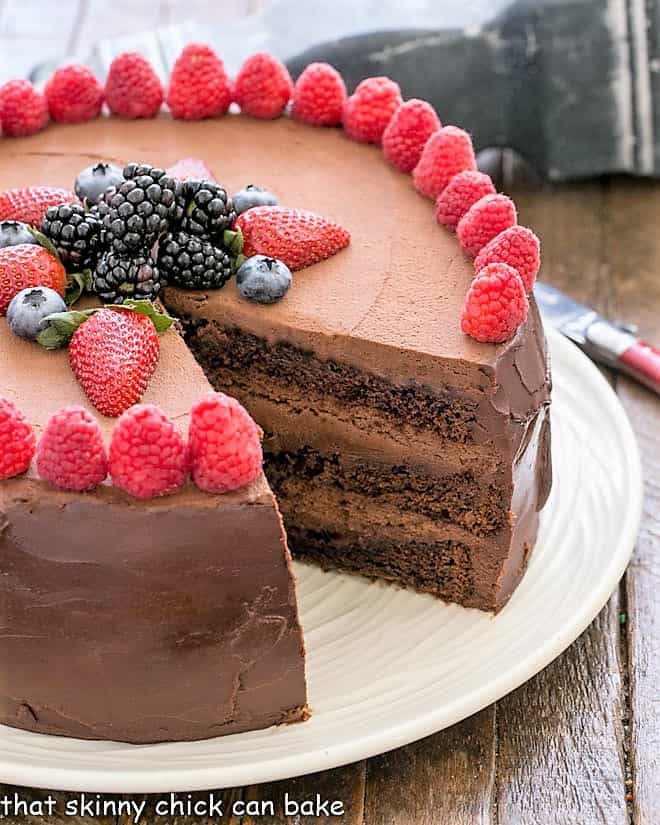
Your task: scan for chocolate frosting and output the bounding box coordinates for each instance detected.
[0,292,307,742]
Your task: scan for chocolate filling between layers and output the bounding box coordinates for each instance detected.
[183,320,480,443]
[265,445,506,536]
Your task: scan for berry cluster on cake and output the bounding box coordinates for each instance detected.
[0,44,551,743]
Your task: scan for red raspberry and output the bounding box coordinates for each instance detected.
[457,193,517,257]
[105,52,164,119]
[412,126,476,199]
[0,398,35,480]
[36,406,107,492]
[342,76,402,144]
[109,404,188,499]
[0,80,49,137]
[234,53,293,119]
[166,43,232,120]
[188,392,263,494]
[291,62,346,126]
[382,99,441,172]
[461,263,528,343]
[474,226,540,293]
[434,170,496,230]
[44,64,104,124]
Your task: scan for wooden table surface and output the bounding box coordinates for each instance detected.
[1,2,659,823]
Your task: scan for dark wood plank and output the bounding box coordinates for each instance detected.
[512,180,611,311]
[491,180,629,825]
[496,595,628,825]
[603,178,660,825]
[363,709,496,825]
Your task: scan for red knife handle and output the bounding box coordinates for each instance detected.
[619,340,660,395]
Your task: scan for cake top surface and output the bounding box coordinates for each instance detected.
[0,114,523,371]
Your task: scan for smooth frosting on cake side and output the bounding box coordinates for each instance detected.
[0,315,308,743]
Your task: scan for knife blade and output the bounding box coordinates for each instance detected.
[534,281,660,395]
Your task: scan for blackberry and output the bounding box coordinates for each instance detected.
[40,202,103,271]
[93,250,163,304]
[98,162,182,254]
[157,231,233,290]
[180,180,236,238]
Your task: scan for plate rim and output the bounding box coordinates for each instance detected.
[0,326,644,793]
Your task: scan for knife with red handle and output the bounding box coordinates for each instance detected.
[534,282,660,396]
[619,339,660,393]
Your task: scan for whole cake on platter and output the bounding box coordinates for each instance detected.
[0,47,551,744]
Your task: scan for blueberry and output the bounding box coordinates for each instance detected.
[0,221,39,249]
[7,287,67,340]
[236,256,292,304]
[74,162,125,206]
[232,184,278,215]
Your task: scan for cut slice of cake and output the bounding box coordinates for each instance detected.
[0,315,308,743]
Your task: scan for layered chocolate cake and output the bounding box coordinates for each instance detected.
[0,50,551,745]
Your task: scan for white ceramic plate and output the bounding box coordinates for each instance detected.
[0,327,643,793]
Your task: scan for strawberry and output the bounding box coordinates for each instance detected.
[166,157,216,181]
[105,52,164,119]
[166,43,232,120]
[44,64,104,124]
[235,206,350,271]
[0,79,49,137]
[37,302,175,418]
[0,186,76,228]
[67,309,161,418]
[233,53,293,119]
[0,245,66,315]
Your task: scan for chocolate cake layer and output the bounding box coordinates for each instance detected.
[289,527,479,609]
[0,314,308,743]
